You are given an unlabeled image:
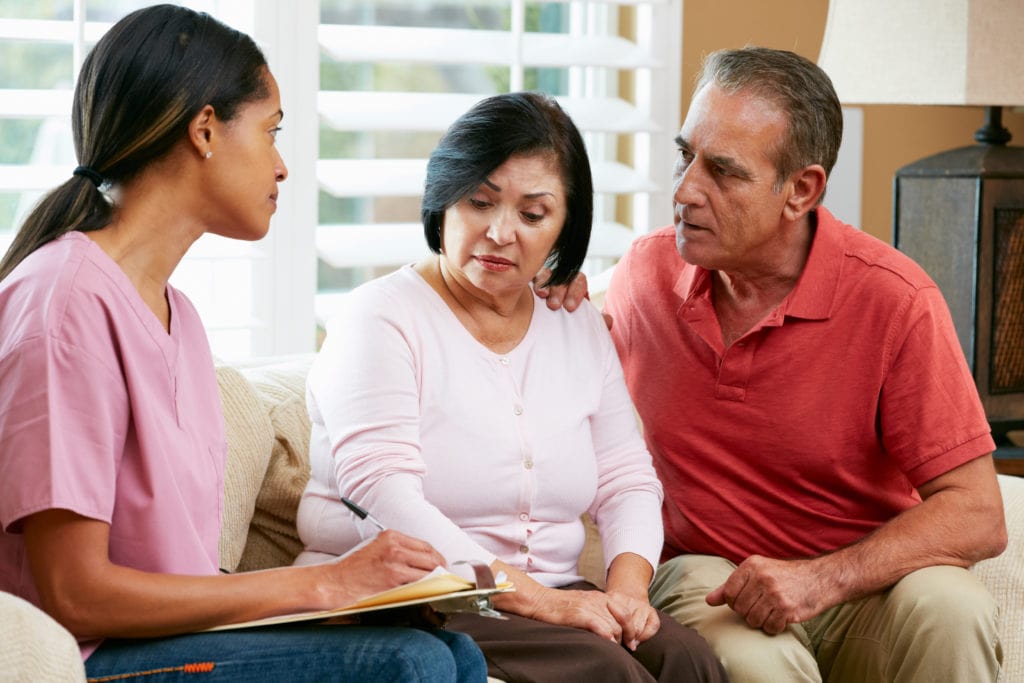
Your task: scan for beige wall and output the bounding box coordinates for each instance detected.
[680,0,1024,243]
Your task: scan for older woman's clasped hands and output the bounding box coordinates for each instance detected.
[516,556,662,651]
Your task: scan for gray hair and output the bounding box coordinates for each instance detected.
[695,47,842,199]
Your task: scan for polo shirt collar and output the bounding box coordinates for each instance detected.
[671,206,844,321]
[782,206,844,321]
[673,258,710,304]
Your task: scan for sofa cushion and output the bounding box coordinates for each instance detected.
[216,364,275,572]
[236,356,316,572]
[972,474,1024,682]
[578,513,606,588]
[0,591,86,682]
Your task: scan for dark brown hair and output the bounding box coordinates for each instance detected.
[0,4,268,281]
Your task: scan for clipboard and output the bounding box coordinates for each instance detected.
[205,563,512,631]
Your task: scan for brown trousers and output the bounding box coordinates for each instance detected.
[446,582,728,683]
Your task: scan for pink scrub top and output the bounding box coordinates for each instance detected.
[0,231,226,658]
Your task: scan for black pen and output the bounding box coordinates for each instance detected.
[341,497,387,531]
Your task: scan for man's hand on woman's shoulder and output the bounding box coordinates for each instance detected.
[533,268,588,312]
[533,269,614,329]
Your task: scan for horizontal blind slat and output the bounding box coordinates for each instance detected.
[318,92,482,132]
[317,159,659,197]
[0,18,108,42]
[0,89,72,117]
[541,0,668,4]
[317,223,428,269]
[315,220,635,269]
[319,92,659,134]
[319,25,658,69]
[0,164,66,190]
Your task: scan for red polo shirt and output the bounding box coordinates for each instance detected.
[605,208,995,564]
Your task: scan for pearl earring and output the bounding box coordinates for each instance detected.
[205,151,213,159]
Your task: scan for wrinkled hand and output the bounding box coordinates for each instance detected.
[605,591,660,651]
[523,587,624,643]
[705,555,833,635]
[320,530,446,608]
[533,268,588,312]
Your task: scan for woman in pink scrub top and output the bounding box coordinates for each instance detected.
[0,5,484,682]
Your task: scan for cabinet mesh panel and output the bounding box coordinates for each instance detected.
[992,207,1024,393]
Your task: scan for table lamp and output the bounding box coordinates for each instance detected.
[818,0,1024,447]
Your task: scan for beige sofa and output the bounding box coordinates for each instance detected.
[4,354,1024,682]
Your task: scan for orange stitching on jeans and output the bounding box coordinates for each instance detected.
[87,662,216,681]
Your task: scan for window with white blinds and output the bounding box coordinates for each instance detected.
[0,0,682,358]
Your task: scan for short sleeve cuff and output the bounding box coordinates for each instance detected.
[904,432,997,487]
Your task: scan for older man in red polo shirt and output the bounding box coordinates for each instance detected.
[600,47,1007,682]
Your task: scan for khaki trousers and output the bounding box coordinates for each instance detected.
[650,554,1002,683]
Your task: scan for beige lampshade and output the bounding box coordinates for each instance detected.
[818,0,1024,105]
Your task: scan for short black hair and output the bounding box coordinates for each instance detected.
[421,92,593,287]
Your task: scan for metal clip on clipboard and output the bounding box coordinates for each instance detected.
[453,561,507,620]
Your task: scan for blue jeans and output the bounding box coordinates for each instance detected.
[85,624,487,682]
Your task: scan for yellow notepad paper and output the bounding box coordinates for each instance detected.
[207,567,513,631]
